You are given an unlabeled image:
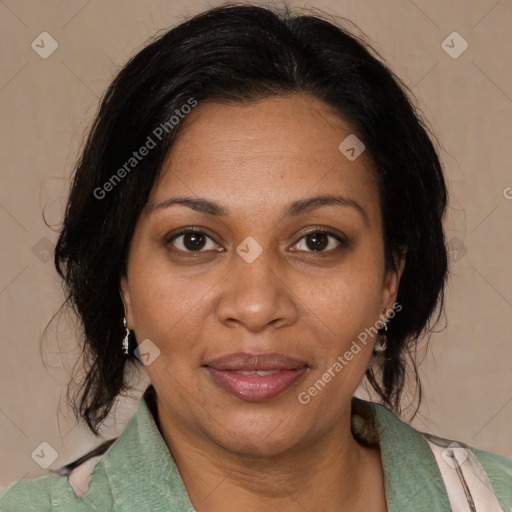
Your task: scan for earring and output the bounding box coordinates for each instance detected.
[122,317,130,356]
[374,324,387,353]
[375,310,388,353]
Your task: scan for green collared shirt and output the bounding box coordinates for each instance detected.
[1,386,511,511]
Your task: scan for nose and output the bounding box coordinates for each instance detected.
[215,246,299,333]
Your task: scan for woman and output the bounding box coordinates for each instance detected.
[1,3,510,511]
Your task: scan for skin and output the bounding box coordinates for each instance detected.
[120,93,404,512]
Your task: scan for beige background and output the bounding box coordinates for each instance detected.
[1,0,511,487]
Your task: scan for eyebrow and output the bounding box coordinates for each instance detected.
[147,194,369,225]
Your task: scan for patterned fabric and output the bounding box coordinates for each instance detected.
[1,385,510,511]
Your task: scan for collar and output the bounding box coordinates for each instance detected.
[351,398,451,510]
[87,385,451,511]
[99,385,194,511]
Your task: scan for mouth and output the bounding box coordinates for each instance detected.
[203,352,309,401]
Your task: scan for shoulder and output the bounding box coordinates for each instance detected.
[354,398,512,509]
[0,439,115,511]
[470,445,512,505]
[470,445,512,474]
[0,472,63,511]
[422,431,512,511]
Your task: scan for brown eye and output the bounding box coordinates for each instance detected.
[168,231,221,253]
[291,230,345,253]
[183,232,206,250]
[305,232,329,251]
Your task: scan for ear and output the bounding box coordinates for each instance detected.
[119,275,134,328]
[381,251,406,311]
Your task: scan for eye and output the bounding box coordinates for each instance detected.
[290,230,346,253]
[168,230,223,253]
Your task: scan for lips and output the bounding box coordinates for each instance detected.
[203,352,309,401]
[204,352,307,371]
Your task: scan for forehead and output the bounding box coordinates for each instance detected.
[149,94,379,219]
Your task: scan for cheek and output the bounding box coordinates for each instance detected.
[125,248,202,348]
[296,256,384,378]
[304,256,384,325]
[130,277,204,341]
[295,273,382,409]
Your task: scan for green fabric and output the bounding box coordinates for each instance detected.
[471,446,512,508]
[1,387,510,511]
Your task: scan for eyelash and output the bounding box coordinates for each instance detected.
[166,227,347,256]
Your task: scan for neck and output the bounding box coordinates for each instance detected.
[154,396,386,512]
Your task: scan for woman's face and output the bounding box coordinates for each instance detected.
[121,94,402,457]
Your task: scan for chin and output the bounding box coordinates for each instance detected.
[203,407,309,459]
[216,431,301,460]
